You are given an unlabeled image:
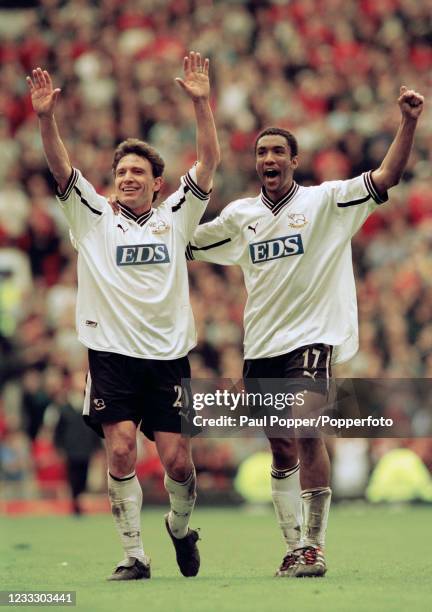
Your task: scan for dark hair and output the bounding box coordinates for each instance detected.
[112,139,165,203]
[112,138,165,177]
[255,127,298,157]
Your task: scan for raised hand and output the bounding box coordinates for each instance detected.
[398,86,424,120]
[175,51,210,101]
[26,67,61,117]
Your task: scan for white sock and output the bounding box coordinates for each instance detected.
[301,486,332,549]
[271,462,302,552]
[164,470,197,539]
[108,471,146,563]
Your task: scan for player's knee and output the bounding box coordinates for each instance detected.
[298,437,326,464]
[270,438,297,467]
[164,452,193,481]
[109,439,136,473]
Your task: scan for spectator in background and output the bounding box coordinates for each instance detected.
[51,369,100,515]
[0,418,32,500]
[21,368,50,441]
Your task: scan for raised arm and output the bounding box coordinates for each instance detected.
[176,51,220,193]
[372,86,424,195]
[26,67,72,192]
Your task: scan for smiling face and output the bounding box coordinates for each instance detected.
[114,154,163,214]
[255,135,298,201]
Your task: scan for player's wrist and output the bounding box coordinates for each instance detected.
[400,113,418,126]
[192,94,210,105]
[38,111,56,121]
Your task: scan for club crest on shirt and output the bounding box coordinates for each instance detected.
[287,213,308,228]
[93,398,106,410]
[149,219,170,234]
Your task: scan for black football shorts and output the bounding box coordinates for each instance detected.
[243,343,333,407]
[243,343,332,392]
[83,349,191,441]
[242,344,333,437]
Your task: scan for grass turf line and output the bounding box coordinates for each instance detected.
[1,505,431,612]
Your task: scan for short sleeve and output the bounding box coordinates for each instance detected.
[163,164,211,242]
[56,169,106,240]
[324,171,388,237]
[186,205,241,266]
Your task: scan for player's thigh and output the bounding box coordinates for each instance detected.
[243,354,286,385]
[86,350,142,435]
[292,390,329,420]
[243,356,285,418]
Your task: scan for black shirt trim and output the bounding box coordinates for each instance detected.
[363,171,388,204]
[118,203,153,227]
[74,186,102,216]
[56,168,78,201]
[260,182,299,216]
[185,243,194,260]
[337,193,371,208]
[187,238,232,260]
[183,171,211,201]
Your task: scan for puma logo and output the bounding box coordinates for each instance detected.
[117,224,128,233]
[303,370,317,381]
[179,409,190,422]
[248,223,258,234]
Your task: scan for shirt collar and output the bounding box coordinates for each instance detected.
[260,181,299,216]
[118,203,153,226]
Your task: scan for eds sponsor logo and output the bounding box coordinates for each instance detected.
[116,243,170,265]
[249,234,304,264]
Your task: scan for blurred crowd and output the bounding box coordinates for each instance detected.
[1,0,432,505]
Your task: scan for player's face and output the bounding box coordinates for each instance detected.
[114,154,162,213]
[255,135,298,200]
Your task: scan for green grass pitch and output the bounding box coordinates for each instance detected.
[1,505,431,612]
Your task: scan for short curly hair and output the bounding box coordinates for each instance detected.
[255,127,298,158]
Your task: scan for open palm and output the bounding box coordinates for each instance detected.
[176,51,210,101]
[26,68,61,117]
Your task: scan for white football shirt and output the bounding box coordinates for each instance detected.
[187,172,387,364]
[57,165,209,359]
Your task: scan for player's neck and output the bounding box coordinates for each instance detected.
[133,204,152,215]
[120,201,153,216]
[263,179,294,203]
